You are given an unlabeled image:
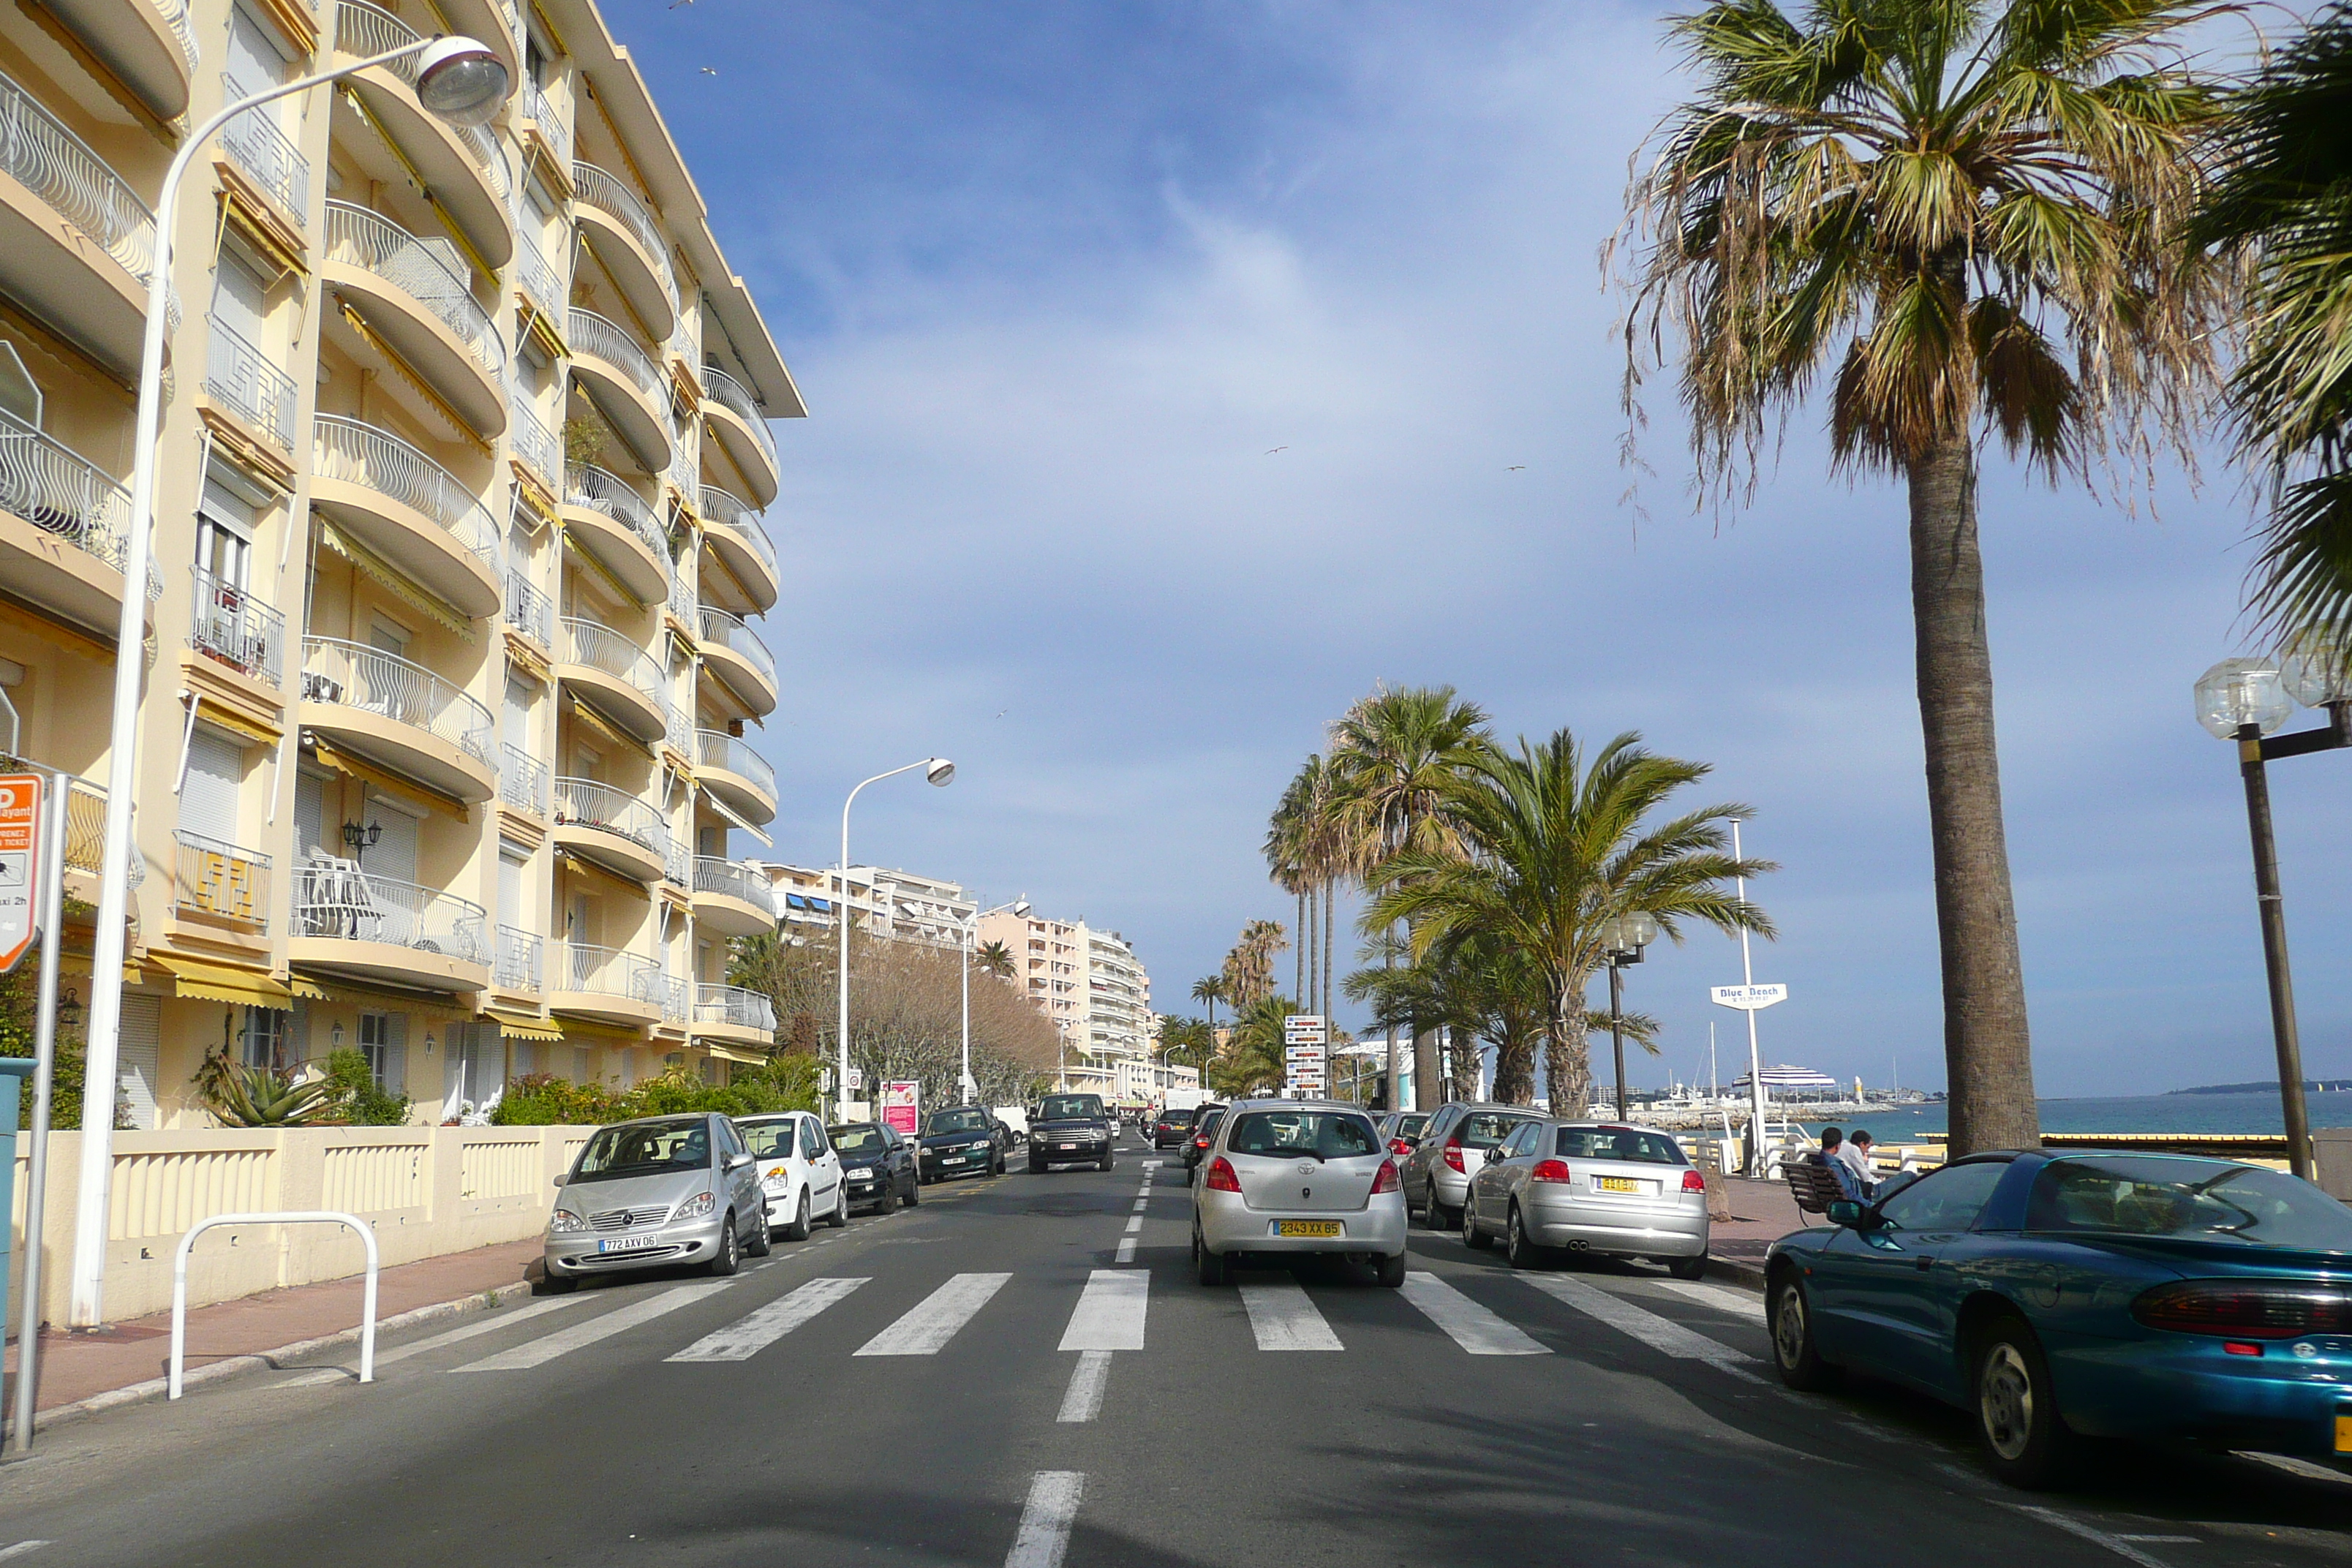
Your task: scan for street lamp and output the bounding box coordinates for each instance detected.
[836,759,954,1123]
[2195,647,2351,1183]
[1599,911,1659,1122]
[959,898,1030,1104]
[70,34,510,1330]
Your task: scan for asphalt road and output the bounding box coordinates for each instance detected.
[1,1131,2349,1566]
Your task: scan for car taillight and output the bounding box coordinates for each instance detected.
[1388,1137,1412,1157]
[1682,1169,1708,1193]
[1443,1136,1466,1173]
[1193,1134,1210,1150]
[1205,1157,1242,1193]
[1530,1158,1572,1183]
[1371,1159,1400,1194]
[2131,1280,2352,1340]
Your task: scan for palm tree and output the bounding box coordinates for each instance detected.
[1620,2,2225,1153]
[1190,975,1226,1054]
[1366,729,1773,1117]
[1208,994,1296,1099]
[1265,760,1317,1006]
[974,939,1017,981]
[1221,919,1288,1013]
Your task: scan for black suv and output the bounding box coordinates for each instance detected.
[1028,1093,1114,1172]
[1151,1107,1197,1150]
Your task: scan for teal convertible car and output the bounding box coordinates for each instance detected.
[1765,1149,2352,1488]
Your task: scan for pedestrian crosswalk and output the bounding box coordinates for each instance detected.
[454,1282,732,1373]
[667,1277,870,1363]
[854,1272,1012,1357]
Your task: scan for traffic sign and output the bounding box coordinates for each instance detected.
[1710,984,1787,1011]
[1284,1014,1327,1047]
[845,1067,864,1092]
[0,776,39,974]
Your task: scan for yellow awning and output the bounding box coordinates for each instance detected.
[557,848,652,900]
[549,1016,646,1043]
[560,690,655,762]
[698,1042,767,1066]
[290,974,468,1022]
[153,954,291,1008]
[318,521,478,642]
[290,975,329,1000]
[195,697,280,747]
[310,739,468,819]
[484,1009,564,1041]
[560,525,650,611]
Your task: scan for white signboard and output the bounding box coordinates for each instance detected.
[1284,1014,1327,1047]
[1710,984,1788,1011]
[845,1067,864,1091]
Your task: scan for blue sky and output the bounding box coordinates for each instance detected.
[617,1,2350,1098]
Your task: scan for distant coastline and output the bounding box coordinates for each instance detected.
[2168,1079,2352,1096]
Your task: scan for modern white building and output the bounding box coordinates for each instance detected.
[976,908,1156,1096]
[754,862,974,949]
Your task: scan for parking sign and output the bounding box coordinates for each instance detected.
[0,776,39,974]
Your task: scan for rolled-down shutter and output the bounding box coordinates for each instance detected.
[118,994,160,1129]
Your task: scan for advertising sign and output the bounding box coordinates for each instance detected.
[1283,1014,1327,1047]
[881,1079,921,1137]
[1709,984,1788,1011]
[0,775,39,975]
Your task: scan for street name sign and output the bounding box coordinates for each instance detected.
[1284,1014,1327,1047]
[0,776,38,974]
[1710,984,1787,1011]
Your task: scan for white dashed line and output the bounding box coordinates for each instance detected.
[1115,1237,1137,1263]
[1005,1471,1085,1568]
[1995,1503,2178,1568]
[1056,1350,1111,1422]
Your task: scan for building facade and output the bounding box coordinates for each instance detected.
[754,863,975,951]
[975,909,1158,1096]
[1,0,794,1125]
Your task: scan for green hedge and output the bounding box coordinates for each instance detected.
[489,1053,821,1126]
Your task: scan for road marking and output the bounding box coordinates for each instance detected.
[1240,1279,1342,1350]
[1131,1199,1147,1213]
[2242,1451,2352,1486]
[1115,1237,1137,1264]
[2114,1538,2199,1545]
[268,1368,350,1390]
[855,1273,1011,1356]
[1123,1215,1142,1234]
[1643,1278,1768,1322]
[1399,1273,1550,1355]
[1059,1268,1149,1351]
[1057,1350,1111,1422]
[376,1296,588,1366]
[0,1543,49,1561]
[1005,1471,1085,1568]
[1518,1275,1763,1382]
[667,1277,869,1362]
[453,1283,731,1372]
[1995,1503,2176,1568]
[1142,1160,1161,1169]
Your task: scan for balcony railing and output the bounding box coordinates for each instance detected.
[667,564,693,627]
[697,730,775,800]
[551,776,671,863]
[323,202,504,379]
[189,566,283,685]
[301,636,497,766]
[0,67,158,285]
[521,76,570,170]
[662,973,690,1024]
[64,776,140,886]
[698,486,777,578]
[504,567,551,646]
[154,0,198,69]
[314,414,502,576]
[666,424,697,497]
[701,366,778,469]
[220,78,308,214]
[565,464,668,563]
[500,742,547,815]
[496,924,541,991]
[694,856,777,917]
[696,984,776,1033]
[175,829,271,927]
[571,163,674,296]
[559,617,664,708]
[514,223,562,317]
[332,1,504,189]
[665,837,689,889]
[697,608,774,687]
[293,864,486,961]
[509,388,559,483]
[0,407,134,579]
[568,309,665,407]
[559,941,664,1006]
[203,317,296,450]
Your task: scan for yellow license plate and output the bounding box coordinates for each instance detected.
[1596,1176,1641,1194]
[1278,1220,1341,1238]
[2337,1412,2352,1455]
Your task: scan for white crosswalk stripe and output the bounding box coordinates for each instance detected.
[1399,1272,1551,1355]
[1115,1237,1137,1264]
[667,1277,870,1362]
[1643,1278,1767,1323]
[1518,1274,1763,1382]
[1059,1268,1149,1351]
[855,1272,1012,1356]
[1057,1349,1112,1422]
[377,1296,588,1366]
[453,1283,732,1372]
[1240,1278,1343,1351]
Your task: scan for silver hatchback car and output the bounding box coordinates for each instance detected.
[540,1112,770,1291]
[1192,1100,1409,1287]
[1461,1119,1709,1276]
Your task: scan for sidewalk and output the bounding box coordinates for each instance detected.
[4,1237,542,1420]
[1705,1177,1806,1286]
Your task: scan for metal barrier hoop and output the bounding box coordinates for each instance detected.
[168,1210,379,1399]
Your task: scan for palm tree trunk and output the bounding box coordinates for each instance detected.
[1909,433,2039,1156]
[1321,881,1334,1028]
[1295,891,1305,1006]
[1545,990,1590,1116]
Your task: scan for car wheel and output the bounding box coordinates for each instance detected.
[826,1185,848,1228]
[781,1190,811,1243]
[1974,1316,2076,1488]
[1461,1198,1493,1251]
[532,1267,577,1296]
[1768,1273,1839,1392]
[1425,1186,1455,1232]
[1194,1230,1229,1286]
[746,1205,773,1257]
[879,1183,899,1213]
[1505,1205,1548,1270]
[707,1216,740,1277]
[1376,1251,1406,1288]
[1100,1153,1115,1172]
[1667,1254,1707,1281]
[904,1172,921,1207]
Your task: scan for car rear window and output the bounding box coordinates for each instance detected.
[1457,1112,1527,1149]
[1039,1095,1104,1120]
[1396,1114,1430,1139]
[1196,1109,1226,1139]
[1226,1111,1379,1159]
[1557,1128,1686,1165]
[2026,1157,2352,1250]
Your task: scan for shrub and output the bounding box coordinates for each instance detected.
[489,1054,822,1126]
[323,1047,412,1126]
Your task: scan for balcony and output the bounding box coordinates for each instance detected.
[570,162,677,342]
[331,1,512,268]
[550,941,664,1027]
[696,607,777,716]
[557,617,666,743]
[495,924,542,992]
[693,983,776,1045]
[299,636,499,804]
[696,730,776,826]
[0,67,163,380]
[62,775,140,905]
[700,366,780,507]
[220,85,308,218]
[562,464,669,603]
[697,486,779,611]
[311,414,502,618]
[173,830,270,931]
[519,75,570,170]
[431,0,521,85]
[500,742,548,818]
[203,317,297,452]
[666,562,694,629]
[189,567,282,687]
[509,390,559,490]
[691,856,776,938]
[505,568,551,649]
[551,776,669,886]
[322,202,506,437]
[290,864,490,992]
[0,406,143,638]
[568,309,673,472]
[43,0,195,120]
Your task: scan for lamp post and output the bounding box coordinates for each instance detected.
[1598,912,1659,1122]
[68,35,510,1330]
[2194,650,2351,1183]
[836,759,954,1123]
[959,898,1030,1104]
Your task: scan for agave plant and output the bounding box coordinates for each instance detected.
[206,1058,336,1128]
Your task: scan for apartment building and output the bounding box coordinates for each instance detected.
[0,0,795,1123]
[974,909,1154,1082]
[755,863,974,950]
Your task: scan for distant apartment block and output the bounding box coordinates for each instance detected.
[756,863,976,949]
[976,909,1156,1085]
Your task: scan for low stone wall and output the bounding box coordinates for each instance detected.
[9,1126,595,1328]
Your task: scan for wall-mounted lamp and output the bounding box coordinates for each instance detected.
[59,987,81,1027]
[331,1020,345,1048]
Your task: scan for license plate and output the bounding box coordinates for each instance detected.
[1594,1176,1643,1194]
[1059,1143,1078,1150]
[943,1156,966,1165]
[2337,1411,2352,1455]
[597,1236,660,1254]
[1278,1220,1342,1238]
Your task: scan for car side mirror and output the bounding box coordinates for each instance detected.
[727,1153,753,1172]
[551,1173,568,1188]
[1826,1198,1867,1228]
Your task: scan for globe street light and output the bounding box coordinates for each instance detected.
[1599,911,1659,1121]
[837,759,954,1124]
[959,899,1030,1104]
[70,34,510,1330]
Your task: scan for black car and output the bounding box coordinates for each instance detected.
[918,1106,1006,1183]
[829,1121,919,1213]
[1152,1107,1197,1150]
[1182,1104,1229,1172]
[1028,1092,1115,1172]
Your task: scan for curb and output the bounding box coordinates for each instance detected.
[27,1283,530,1436]
[1705,1254,1767,1292]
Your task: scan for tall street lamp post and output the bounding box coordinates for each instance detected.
[837,759,954,1123]
[958,899,1030,1103]
[2194,651,2350,1183]
[69,34,510,1330]
[1598,913,1658,1122]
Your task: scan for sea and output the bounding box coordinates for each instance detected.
[1797,1088,2352,1141]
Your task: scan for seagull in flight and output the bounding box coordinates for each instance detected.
[1265,446,1288,455]
[1507,465,1525,471]
[700,67,717,75]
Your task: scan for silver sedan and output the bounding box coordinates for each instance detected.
[1461,1119,1710,1277]
[1192,1100,1408,1286]
[540,1112,770,1290]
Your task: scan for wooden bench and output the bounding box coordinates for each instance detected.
[1783,1158,1847,1224]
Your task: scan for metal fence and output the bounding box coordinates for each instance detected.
[0,407,134,577]
[571,162,676,307]
[522,75,569,167]
[174,829,271,927]
[551,777,670,862]
[500,742,547,816]
[697,486,777,578]
[301,636,497,766]
[314,414,502,576]
[203,317,297,450]
[568,309,664,406]
[693,856,777,917]
[697,730,776,801]
[219,77,308,214]
[697,607,774,687]
[189,565,283,684]
[565,464,668,562]
[558,941,664,1005]
[701,366,777,470]
[504,567,551,646]
[293,864,486,963]
[495,924,542,991]
[559,617,664,706]
[509,391,559,486]
[514,224,562,319]
[323,202,503,379]
[695,984,777,1033]
[0,66,157,283]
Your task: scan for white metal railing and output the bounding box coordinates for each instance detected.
[0,407,134,578]
[571,163,675,301]
[189,565,283,684]
[664,837,689,889]
[514,223,562,317]
[65,776,140,886]
[504,567,551,645]
[293,864,487,963]
[314,415,502,577]
[565,464,668,562]
[667,423,697,497]
[333,1,504,191]
[696,984,776,1033]
[0,68,157,284]
[694,856,777,917]
[661,973,688,1023]
[666,563,693,627]
[559,941,664,1006]
[496,924,541,991]
[551,777,671,864]
[174,829,271,927]
[508,388,559,483]
[559,617,663,707]
[500,741,547,815]
[698,486,777,578]
[663,701,691,761]
[219,78,308,214]
[203,317,297,449]
[568,309,664,407]
[173,1213,374,1401]
[697,607,774,687]
[454,120,508,198]
[701,366,777,470]
[324,202,503,379]
[521,76,569,167]
[697,730,775,801]
[301,636,497,766]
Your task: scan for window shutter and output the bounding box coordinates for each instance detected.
[295,771,324,860]
[118,995,160,1128]
[181,729,244,843]
[382,1012,407,1094]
